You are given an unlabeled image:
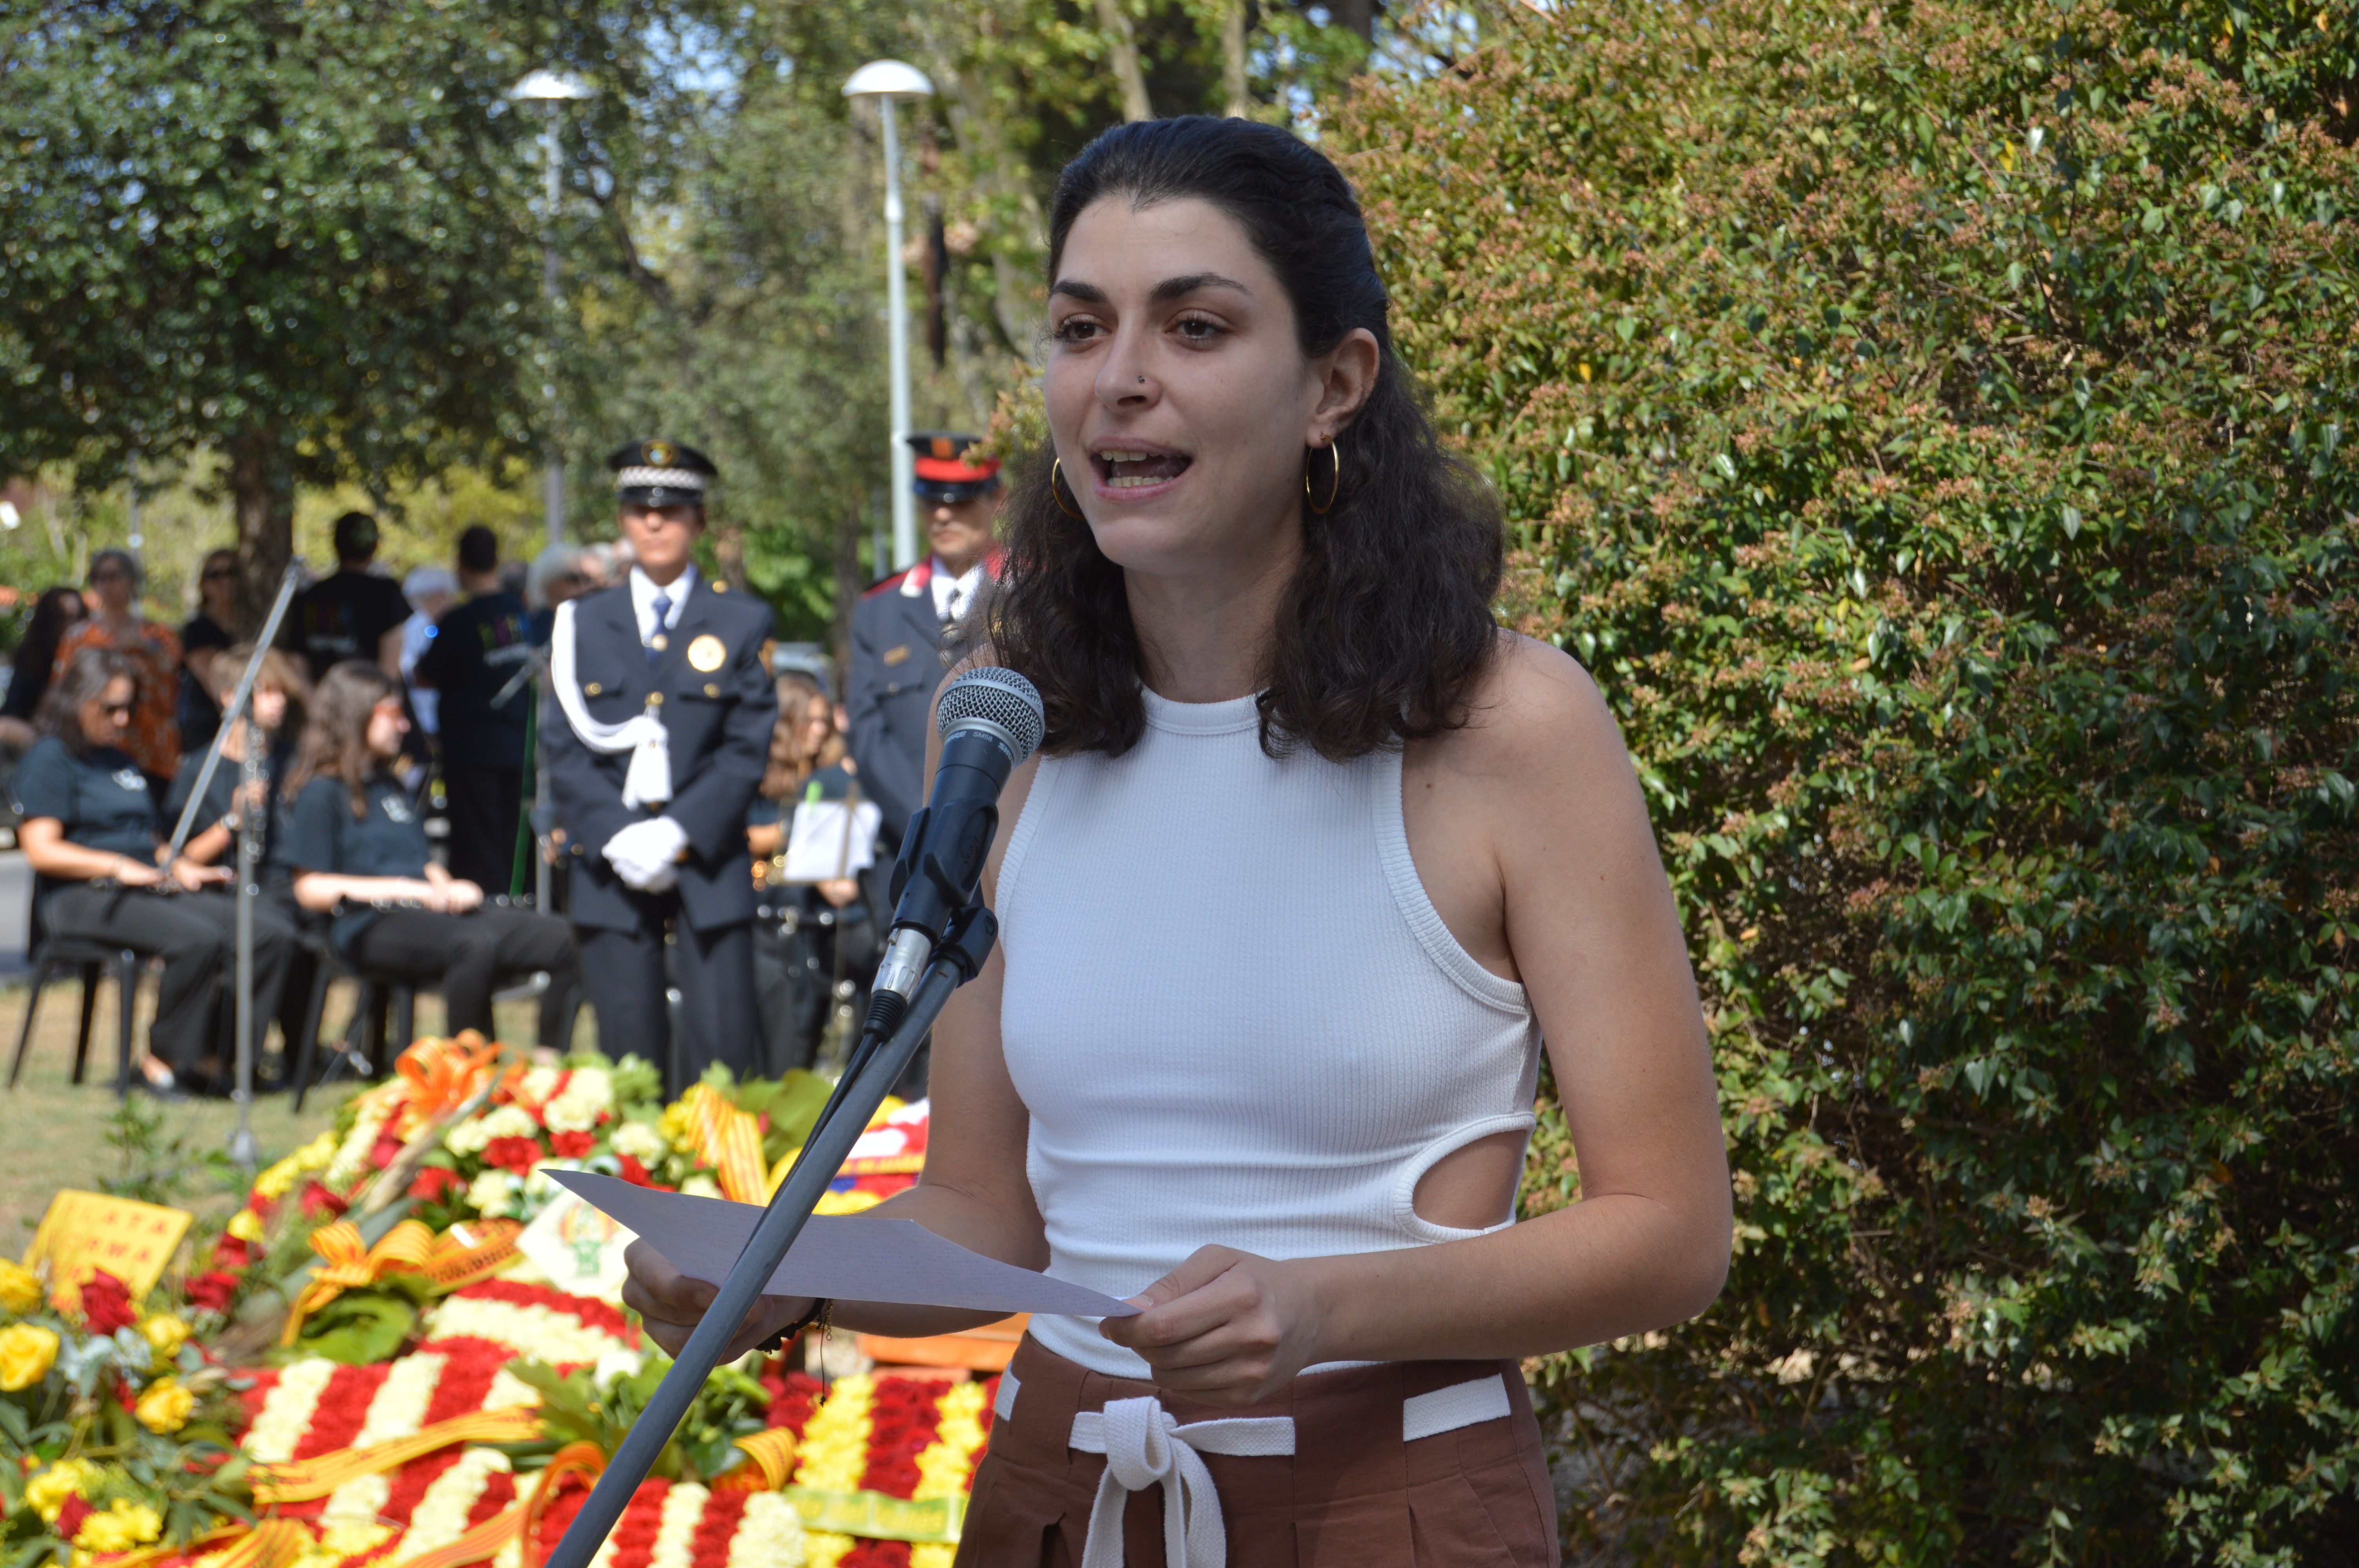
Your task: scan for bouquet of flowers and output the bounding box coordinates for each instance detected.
[0,1259,256,1564]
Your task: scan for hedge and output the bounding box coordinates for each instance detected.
[1336,0,2358,1560]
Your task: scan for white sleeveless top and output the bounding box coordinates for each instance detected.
[996,688,1542,1377]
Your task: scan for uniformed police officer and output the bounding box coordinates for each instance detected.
[544,441,776,1092]
[846,432,1003,847]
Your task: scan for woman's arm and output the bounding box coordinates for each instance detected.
[291,869,445,913]
[1100,637,1731,1403]
[19,817,165,885]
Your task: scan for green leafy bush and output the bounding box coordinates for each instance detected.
[1338,0,2358,1561]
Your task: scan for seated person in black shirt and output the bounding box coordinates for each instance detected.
[12,648,295,1096]
[286,662,579,1047]
[167,644,314,1070]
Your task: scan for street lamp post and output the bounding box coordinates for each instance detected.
[511,69,594,548]
[844,60,935,574]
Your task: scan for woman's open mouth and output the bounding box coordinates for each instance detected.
[1090,444,1193,492]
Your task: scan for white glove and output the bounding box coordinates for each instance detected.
[603,816,689,892]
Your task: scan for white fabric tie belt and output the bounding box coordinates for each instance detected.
[550,599,672,808]
[1061,1374,1512,1568]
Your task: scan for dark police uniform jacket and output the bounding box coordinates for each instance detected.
[846,562,990,844]
[545,577,776,936]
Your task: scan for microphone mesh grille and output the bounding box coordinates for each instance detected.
[938,667,1047,761]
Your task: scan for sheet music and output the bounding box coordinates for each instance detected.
[546,1169,1140,1319]
[781,798,883,881]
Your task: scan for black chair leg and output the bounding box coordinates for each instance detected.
[7,960,53,1090]
[113,951,138,1099]
[291,957,333,1112]
[388,987,415,1064]
[72,962,101,1085]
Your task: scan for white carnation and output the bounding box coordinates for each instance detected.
[680,1174,723,1200]
[543,1071,611,1133]
[611,1120,667,1163]
[467,1168,518,1218]
[518,1066,562,1104]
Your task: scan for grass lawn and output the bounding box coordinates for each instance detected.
[0,973,565,1247]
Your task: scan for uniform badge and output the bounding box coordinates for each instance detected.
[687,634,727,672]
[645,439,677,467]
[883,644,912,667]
[113,768,144,792]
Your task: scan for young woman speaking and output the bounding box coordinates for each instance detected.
[625,117,1730,1566]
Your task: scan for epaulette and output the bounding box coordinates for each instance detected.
[860,568,917,601]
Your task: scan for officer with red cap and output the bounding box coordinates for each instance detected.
[846,432,1003,851]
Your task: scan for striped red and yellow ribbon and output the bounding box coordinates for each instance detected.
[678,1084,769,1204]
[281,1220,438,1344]
[253,1406,543,1504]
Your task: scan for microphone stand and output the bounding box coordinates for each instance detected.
[163,561,304,1169]
[538,901,1000,1568]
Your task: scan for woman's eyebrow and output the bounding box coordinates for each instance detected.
[1150,272,1252,303]
[1050,279,1109,304]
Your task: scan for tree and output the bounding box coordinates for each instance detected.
[1339,0,2358,1559]
[0,0,581,627]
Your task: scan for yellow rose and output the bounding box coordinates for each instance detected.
[74,1499,164,1552]
[25,1458,100,1523]
[0,1322,59,1391]
[133,1376,196,1435]
[0,1258,42,1316]
[225,1208,266,1243]
[139,1314,192,1359]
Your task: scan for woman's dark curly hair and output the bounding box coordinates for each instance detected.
[986,116,1503,762]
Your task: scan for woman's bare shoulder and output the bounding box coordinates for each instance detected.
[1441,630,1624,779]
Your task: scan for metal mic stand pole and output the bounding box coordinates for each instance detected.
[539,903,998,1568]
[229,738,262,1169]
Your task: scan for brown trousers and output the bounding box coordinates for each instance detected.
[955,1337,1559,1567]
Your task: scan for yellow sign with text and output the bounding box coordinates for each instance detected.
[25,1190,194,1309]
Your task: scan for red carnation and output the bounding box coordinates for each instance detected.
[548,1129,595,1159]
[410,1166,464,1202]
[55,1494,93,1543]
[184,1270,239,1313]
[210,1233,251,1270]
[482,1136,543,1175]
[300,1180,349,1219]
[370,1132,405,1170]
[78,1270,136,1335]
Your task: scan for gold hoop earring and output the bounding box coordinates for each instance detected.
[1305,437,1343,515]
[1050,458,1086,522]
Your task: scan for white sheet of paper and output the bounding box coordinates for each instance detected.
[781,799,882,881]
[547,1169,1139,1319]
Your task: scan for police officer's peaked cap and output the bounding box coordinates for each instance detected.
[905,431,1001,505]
[609,439,718,507]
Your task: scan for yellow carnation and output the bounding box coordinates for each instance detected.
[253,1131,339,1202]
[25,1458,100,1523]
[0,1322,60,1391]
[140,1313,192,1359]
[225,1209,265,1243]
[657,1100,699,1153]
[0,1258,42,1316]
[134,1376,196,1434]
[74,1499,164,1552]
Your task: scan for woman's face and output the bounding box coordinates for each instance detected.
[88,559,135,616]
[364,696,408,760]
[202,555,239,616]
[79,677,136,748]
[799,695,832,755]
[252,683,288,733]
[55,592,86,628]
[1043,196,1374,581]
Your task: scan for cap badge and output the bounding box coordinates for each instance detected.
[687,634,727,672]
[645,440,677,466]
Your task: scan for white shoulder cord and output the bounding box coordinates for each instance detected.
[550,598,673,808]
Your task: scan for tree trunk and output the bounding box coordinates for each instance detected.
[713,522,750,594]
[1327,0,1378,42]
[1218,0,1250,119]
[1094,0,1154,122]
[227,427,294,638]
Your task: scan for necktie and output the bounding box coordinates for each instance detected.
[647,593,671,664]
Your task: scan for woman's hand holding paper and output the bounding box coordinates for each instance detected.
[620,1238,814,1361]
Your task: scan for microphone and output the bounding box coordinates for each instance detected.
[867,667,1045,1027]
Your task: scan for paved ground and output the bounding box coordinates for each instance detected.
[0,975,558,1245]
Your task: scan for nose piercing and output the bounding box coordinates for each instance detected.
[1136,376,1145,385]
